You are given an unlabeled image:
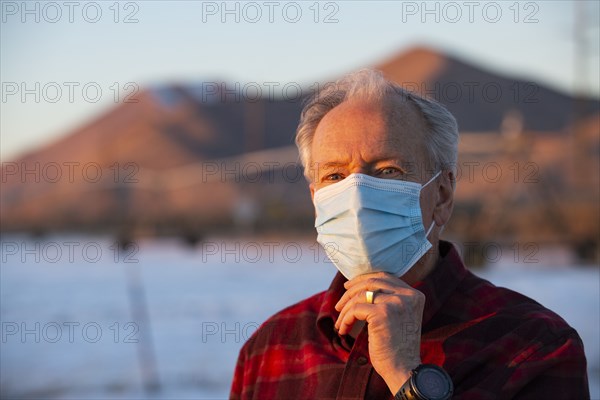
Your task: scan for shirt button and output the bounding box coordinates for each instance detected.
[356,356,368,365]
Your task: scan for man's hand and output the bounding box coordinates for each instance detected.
[334,272,425,395]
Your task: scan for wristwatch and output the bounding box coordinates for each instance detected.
[394,364,453,400]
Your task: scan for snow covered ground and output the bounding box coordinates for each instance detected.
[1,235,598,399]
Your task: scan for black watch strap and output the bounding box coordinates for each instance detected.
[394,364,453,400]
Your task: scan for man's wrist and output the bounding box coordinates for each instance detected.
[384,360,421,395]
[393,364,453,400]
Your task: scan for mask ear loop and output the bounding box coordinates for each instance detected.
[425,221,436,238]
[423,170,441,188]
[423,171,441,239]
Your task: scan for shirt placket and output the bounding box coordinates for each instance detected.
[335,328,373,400]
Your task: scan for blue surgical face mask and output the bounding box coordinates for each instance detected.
[314,171,440,280]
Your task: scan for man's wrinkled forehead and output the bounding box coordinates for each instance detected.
[312,97,429,163]
[320,94,425,130]
[315,137,420,164]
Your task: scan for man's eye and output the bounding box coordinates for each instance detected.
[325,173,344,182]
[379,167,401,177]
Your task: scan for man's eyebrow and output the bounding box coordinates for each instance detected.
[372,157,405,164]
[317,159,410,171]
[373,157,410,169]
[318,162,347,169]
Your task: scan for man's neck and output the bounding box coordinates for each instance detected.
[401,238,440,286]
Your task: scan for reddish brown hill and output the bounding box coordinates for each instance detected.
[376,46,600,132]
[0,86,306,234]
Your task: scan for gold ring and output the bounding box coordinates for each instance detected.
[365,290,375,304]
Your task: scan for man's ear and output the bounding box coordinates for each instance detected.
[433,170,454,227]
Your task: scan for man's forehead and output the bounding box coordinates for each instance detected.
[317,136,413,153]
[310,97,429,169]
[315,97,425,139]
[317,134,406,144]
[315,132,423,160]
[317,96,423,127]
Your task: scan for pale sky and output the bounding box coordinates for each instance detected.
[1,0,599,161]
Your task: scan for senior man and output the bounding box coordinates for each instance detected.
[230,70,589,399]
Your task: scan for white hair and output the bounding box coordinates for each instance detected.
[295,69,459,181]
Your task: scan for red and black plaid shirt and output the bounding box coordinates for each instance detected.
[230,240,589,399]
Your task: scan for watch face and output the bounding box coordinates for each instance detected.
[415,368,449,399]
